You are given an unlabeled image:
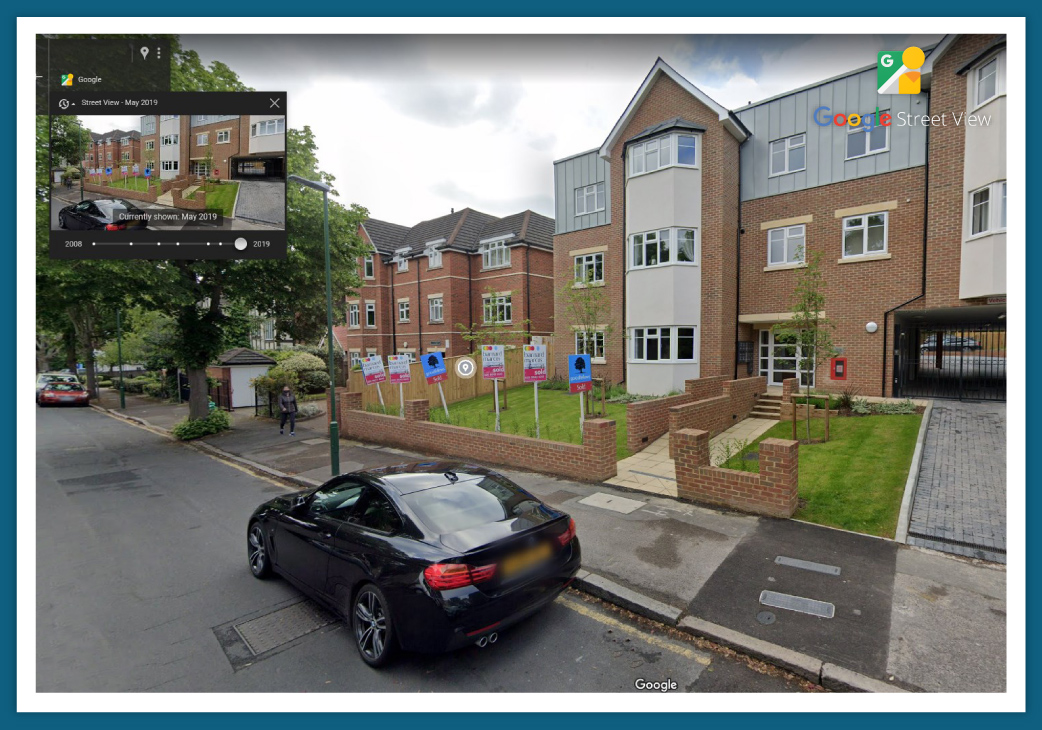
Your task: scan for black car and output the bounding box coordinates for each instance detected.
[919,335,982,352]
[58,199,148,231]
[247,462,581,667]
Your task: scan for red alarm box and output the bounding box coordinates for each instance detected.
[830,356,847,381]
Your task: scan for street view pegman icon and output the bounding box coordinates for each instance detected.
[877,46,925,94]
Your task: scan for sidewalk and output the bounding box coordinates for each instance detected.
[88,391,1006,692]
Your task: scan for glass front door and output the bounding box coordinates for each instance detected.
[759,330,814,386]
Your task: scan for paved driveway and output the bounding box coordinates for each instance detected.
[233,180,285,226]
[907,401,1006,563]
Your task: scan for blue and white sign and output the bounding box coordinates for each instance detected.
[421,351,448,385]
[568,355,593,394]
[104,167,112,176]
[144,167,152,178]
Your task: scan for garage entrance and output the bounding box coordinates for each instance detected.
[894,305,1006,401]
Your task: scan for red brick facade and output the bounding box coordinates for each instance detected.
[667,376,767,459]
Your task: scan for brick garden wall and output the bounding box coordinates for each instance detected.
[625,374,730,454]
[329,390,618,483]
[672,428,799,518]
[83,181,158,203]
[668,376,767,458]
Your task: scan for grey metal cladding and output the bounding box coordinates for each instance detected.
[554,150,611,235]
[737,66,928,201]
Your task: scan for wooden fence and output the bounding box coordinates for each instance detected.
[346,343,556,412]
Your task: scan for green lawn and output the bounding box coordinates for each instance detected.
[107,177,158,193]
[188,181,239,218]
[720,415,922,538]
[416,384,631,459]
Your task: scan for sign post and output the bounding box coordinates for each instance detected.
[360,355,387,408]
[421,352,450,421]
[387,354,412,418]
[482,345,506,433]
[523,344,548,439]
[568,355,593,443]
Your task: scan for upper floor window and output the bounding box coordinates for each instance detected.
[481,239,510,269]
[160,115,179,121]
[575,182,605,216]
[574,252,604,284]
[846,119,888,159]
[429,297,443,322]
[630,227,698,269]
[363,254,375,278]
[976,58,998,106]
[842,212,888,259]
[144,140,155,151]
[365,302,376,327]
[142,118,155,135]
[769,134,806,176]
[628,132,698,179]
[263,319,276,340]
[122,152,130,161]
[970,181,1006,236]
[217,130,231,144]
[398,301,410,322]
[120,137,129,145]
[196,133,209,145]
[348,303,359,328]
[396,257,408,273]
[767,225,806,267]
[483,295,512,324]
[251,118,285,137]
[161,134,179,146]
[427,247,442,268]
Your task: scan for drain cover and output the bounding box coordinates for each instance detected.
[775,556,841,576]
[759,590,835,619]
[756,611,776,625]
[233,600,335,656]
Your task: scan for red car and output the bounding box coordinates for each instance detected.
[37,382,90,407]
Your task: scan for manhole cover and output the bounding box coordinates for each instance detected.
[756,611,776,625]
[233,600,336,656]
[759,590,835,619]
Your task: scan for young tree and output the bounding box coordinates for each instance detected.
[202,139,216,190]
[559,266,615,416]
[457,287,531,411]
[773,249,836,442]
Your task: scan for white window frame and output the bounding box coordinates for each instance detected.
[574,252,604,284]
[629,132,698,178]
[349,351,363,368]
[629,227,699,270]
[483,295,512,324]
[216,129,231,144]
[161,160,179,172]
[575,330,606,363]
[969,181,1006,238]
[396,257,408,273]
[481,239,511,270]
[142,119,155,135]
[970,185,991,237]
[120,136,129,145]
[398,301,410,322]
[845,118,889,160]
[363,254,375,278]
[427,247,442,268]
[429,296,443,323]
[767,225,806,267]
[574,182,606,216]
[768,134,807,177]
[196,132,209,146]
[365,303,376,328]
[122,151,130,161]
[348,303,360,328]
[975,57,999,107]
[144,140,155,151]
[629,326,697,363]
[841,212,889,259]
[251,118,285,137]
[161,134,179,146]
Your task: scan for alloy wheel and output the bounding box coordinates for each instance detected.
[248,524,268,577]
[354,590,387,661]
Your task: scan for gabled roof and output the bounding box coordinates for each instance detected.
[920,35,958,88]
[627,117,706,145]
[215,347,276,366]
[363,208,555,259]
[599,58,749,160]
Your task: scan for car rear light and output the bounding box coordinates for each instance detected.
[105,223,125,231]
[424,562,496,590]
[557,518,576,547]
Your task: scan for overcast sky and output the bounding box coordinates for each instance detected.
[106,34,940,226]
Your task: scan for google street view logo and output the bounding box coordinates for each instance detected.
[60,74,73,86]
[877,47,925,94]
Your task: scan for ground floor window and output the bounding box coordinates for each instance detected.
[575,330,605,360]
[759,329,815,386]
[396,350,416,363]
[483,295,512,324]
[349,351,363,367]
[630,326,697,362]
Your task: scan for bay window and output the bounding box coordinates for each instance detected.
[630,228,698,269]
[631,326,697,362]
[629,132,698,178]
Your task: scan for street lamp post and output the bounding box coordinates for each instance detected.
[288,174,339,477]
[116,308,126,409]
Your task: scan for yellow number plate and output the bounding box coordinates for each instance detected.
[501,542,553,577]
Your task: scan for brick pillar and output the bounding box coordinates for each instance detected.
[404,399,430,422]
[758,438,800,517]
[581,418,617,481]
[781,377,799,401]
[327,387,350,428]
[672,429,710,502]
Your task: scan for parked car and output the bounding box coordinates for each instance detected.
[247,462,581,667]
[919,335,982,352]
[36,372,81,402]
[37,381,90,407]
[57,199,147,231]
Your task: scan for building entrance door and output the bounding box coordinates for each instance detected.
[759,329,814,387]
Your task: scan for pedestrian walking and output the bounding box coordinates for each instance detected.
[279,385,298,436]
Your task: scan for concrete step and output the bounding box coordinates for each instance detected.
[749,409,781,420]
[758,394,783,402]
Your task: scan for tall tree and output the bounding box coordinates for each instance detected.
[773,249,836,442]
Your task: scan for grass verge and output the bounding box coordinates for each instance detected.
[188,181,239,218]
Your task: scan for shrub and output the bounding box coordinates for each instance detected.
[872,399,917,415]
[281,352,327,374]
[296,403,323,419]
[298,370,330,394]
[97,378,112,388]
[143,379,167,398]
[837,384,861,411]
[541,375,569,391]
[251,366,299,397]
[171,409,231,440]
[851,397,872,415]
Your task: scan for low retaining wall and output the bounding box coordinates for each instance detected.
[83,181,158,203]
[330,390,617,483]
[668,376,767,458]
[780,402,839,420]
[673,428,799,518]
[172,185,206,210]
[625,375,734,455]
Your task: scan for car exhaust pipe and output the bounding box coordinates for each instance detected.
[489,632,498,644]
[476,636,489,648]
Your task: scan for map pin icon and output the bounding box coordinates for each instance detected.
[140,46,149,60]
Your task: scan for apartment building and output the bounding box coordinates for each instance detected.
[79,129,141,170]
[553,35,1006,400]
[139,114,286,181]
[334,208,555,367]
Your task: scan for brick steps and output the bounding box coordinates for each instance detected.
[750,394,782,420]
